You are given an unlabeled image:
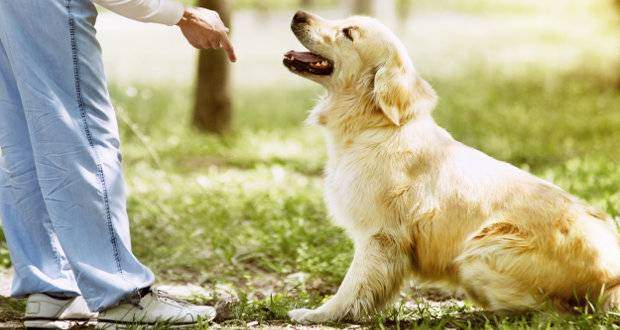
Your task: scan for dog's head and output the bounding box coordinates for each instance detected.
[283,11,436,127]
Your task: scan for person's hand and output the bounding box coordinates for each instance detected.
[177,7,237,62]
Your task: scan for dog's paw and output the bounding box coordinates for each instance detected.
[288,308,326,324]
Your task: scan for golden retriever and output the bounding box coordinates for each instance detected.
[282,10,620,323]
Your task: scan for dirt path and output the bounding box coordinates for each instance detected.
[0,268,11,297]
[0,268,22,328]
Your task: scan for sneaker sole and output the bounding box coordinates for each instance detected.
[24,319,96,329]
[96,321,200,329]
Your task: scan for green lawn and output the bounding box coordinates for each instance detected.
[124,67,620,328]
[2,64,620,329]
[126,63,620,328]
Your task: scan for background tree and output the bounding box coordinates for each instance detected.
[396,0,412,27]
[350,0,399,30]
[351,0,374,15]
[616,0,620,88]
[193,0,232,134]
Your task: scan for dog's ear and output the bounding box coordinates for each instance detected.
[373,52,437,126]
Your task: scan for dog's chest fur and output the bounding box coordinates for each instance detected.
[323,147,387,233]
[321,128,429,235]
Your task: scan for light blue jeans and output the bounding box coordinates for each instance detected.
[0,0,154,311]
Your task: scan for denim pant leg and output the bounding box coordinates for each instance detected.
[0,0,154,311]
[0,38,81,299]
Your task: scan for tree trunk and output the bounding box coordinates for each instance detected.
[352,0,374,15]
[396,0,412,26]
[193,0,232,134]
[617,0,620,88]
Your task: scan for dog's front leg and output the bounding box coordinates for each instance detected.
[289,232,410,324]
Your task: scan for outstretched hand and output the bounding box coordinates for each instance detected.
[177,7,237,62]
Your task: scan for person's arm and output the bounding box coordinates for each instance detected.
[93,0,236,62]
[92,0,184,25]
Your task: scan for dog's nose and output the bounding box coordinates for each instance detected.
[293,10,310,24]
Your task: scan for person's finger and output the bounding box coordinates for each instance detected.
[219,33,237,62]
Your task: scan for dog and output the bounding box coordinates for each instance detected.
[282,10,620,323]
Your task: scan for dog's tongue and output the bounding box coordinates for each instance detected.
[285,50,327,63]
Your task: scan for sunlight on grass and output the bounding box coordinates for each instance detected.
[104,65,620,327]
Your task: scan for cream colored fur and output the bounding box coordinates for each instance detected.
[285,12,620,323]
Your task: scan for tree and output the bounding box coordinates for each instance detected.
[616,0,620,88]
[351,0,374,15]
[350,0,399,31]
[396,0,412,27]
[193,0,232,134]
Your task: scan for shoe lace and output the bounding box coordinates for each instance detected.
[151,288,196,308]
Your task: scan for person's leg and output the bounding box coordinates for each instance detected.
[0,37,81,300]
[0,0,154,311]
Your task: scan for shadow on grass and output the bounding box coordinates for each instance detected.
[0,296,24,322]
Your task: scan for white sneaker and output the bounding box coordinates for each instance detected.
[96,288,216,329]
[23,294,97,329]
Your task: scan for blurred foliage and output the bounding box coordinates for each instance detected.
[434,67,620,170]
[0,231,10,268]
[233,0,337,10]
[176,0,338,10]
[404,0,537,14]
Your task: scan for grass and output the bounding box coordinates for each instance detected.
[1,65,620,328]
[0,297,23,323]
[100,65,620,327]
[2,63,620,328]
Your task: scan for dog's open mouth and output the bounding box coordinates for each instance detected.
[283,50,334,76]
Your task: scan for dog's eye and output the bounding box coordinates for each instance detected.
[342,27,355,41]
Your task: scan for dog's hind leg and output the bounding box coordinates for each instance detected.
[288,232,411,323]
[457,255,540,311]
[459,217,620,312]
[602,281,620,311]
[455,222,543,311]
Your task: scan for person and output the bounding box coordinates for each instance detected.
[0,0,236,328]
